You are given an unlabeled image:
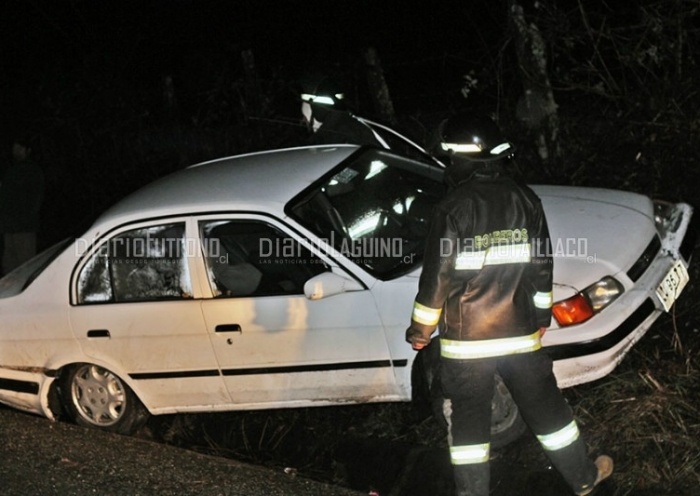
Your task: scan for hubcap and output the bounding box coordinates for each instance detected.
[491,376,518,434]
[71,365,126,426]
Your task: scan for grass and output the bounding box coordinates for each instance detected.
[564,275,700,495]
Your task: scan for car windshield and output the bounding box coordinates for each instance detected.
[288,148,446,280]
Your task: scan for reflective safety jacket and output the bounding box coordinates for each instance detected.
[410,174,553,358]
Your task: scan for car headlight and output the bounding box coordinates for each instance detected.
[654,200,683,239]
[552,276,624,326]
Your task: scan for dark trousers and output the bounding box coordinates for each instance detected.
[441,350,598,495]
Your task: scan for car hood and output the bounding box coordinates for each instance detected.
[531,185,657,298]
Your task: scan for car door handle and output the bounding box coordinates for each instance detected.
[215,324,242,333]
[87,329,111,338]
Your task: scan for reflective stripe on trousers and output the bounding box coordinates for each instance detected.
[450,443,490,465]
[537,420,581,451]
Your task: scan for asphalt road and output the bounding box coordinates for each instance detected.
[0,406,364,496]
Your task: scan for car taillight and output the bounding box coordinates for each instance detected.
[552,276,624,327]
[552,294,594,326]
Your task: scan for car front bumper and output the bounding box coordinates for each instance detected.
[546,202,696,388]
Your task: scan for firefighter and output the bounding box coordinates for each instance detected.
[300,76,388,148]
[406,113,613,495]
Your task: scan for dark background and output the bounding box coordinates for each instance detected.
[1,0,699,248]
[2,3,700,494]
[0,0,506,245]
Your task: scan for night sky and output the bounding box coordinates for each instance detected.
[1,0,509,139]
[0,1,507,244]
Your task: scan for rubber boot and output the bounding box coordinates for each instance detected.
[576,455,614,495]
[452,462,490,496]
[543,437,599,493]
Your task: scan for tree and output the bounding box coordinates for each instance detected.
[509,1,562,177]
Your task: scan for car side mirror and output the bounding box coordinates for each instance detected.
[304,272,363,300]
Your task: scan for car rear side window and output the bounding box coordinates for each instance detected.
[200,220,329,297]
[77,223,193,303]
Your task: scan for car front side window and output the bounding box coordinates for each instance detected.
[77,223,193,303]
[200,220,329,298]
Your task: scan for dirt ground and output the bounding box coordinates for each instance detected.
[0,405,363,496]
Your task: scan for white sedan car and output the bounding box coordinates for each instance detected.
[0,145,694,441]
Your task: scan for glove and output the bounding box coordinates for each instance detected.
[406,325,430,350]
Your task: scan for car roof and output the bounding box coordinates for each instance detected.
[94,145,360,227]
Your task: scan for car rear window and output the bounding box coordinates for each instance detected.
[77,223,193,304]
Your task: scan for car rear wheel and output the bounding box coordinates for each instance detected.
[59,363,149,435]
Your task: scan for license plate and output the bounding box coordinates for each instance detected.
[655,260,690,312]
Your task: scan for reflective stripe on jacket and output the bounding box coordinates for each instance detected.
[440,330,542,359]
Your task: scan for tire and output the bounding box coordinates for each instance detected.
[59,363,149,435]
[412,339,527,448]
[490,374,527,448]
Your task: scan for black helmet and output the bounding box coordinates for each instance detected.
[436,113,514,162]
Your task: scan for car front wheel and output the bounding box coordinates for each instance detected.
[59,363,149,435]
